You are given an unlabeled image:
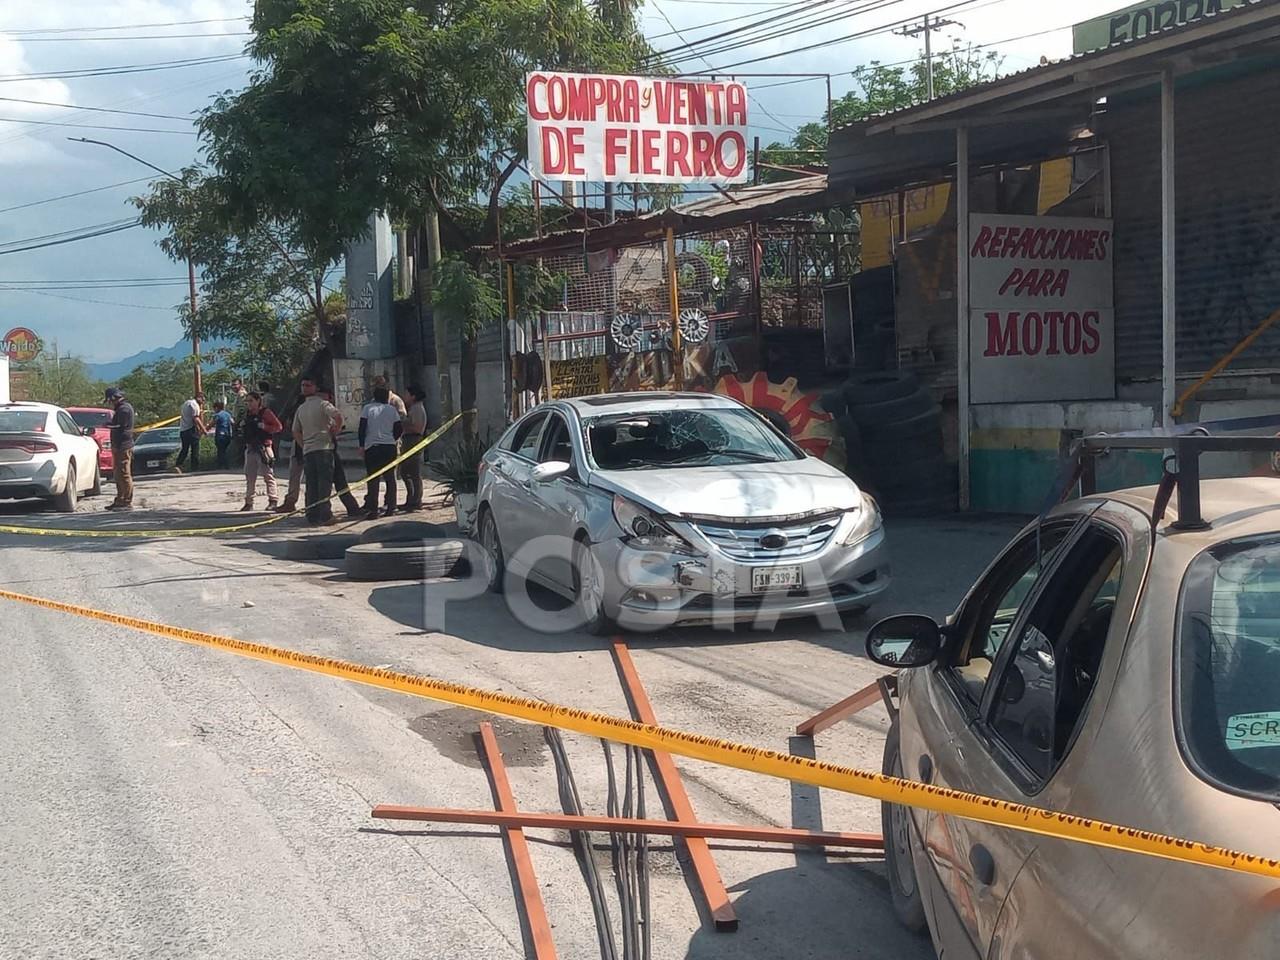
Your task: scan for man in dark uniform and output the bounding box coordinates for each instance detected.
[104,387,135,511]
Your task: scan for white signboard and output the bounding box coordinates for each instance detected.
[969,214,1116,404]
[526,71,749,184]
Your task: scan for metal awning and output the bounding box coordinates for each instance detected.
[502,175,832,259]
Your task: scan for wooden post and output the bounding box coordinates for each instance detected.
[666,227,684,390]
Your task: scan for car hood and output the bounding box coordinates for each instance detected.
[593,458,861,520]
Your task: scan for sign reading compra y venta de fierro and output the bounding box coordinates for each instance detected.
[526,71,749,184]
[968,214,1115,404]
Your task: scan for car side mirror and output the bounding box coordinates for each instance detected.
[83,427,95,437]
[531,460,572,484]
[866,615,944,668]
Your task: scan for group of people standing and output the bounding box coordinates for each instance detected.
[96,375,430,525]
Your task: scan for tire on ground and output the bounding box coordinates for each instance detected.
[843,370,919,407]
[869,452,949,489]
[861,405,944,444]
[344,539,473,581]
[357,520,450,544]
[285,533,362,561]
[818,388,848,418]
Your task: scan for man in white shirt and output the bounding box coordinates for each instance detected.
[359,384,404,518]
[174,391,206,473]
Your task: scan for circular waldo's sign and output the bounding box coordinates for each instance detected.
[2,327,43,362]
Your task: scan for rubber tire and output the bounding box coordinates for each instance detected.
[284,534,362,561]
[819,388,848,418]
[357,520,450,545]
[87,463,102,498]
[882,724,929,933]
[345,540,472,581]
[861,406,944,444]
[572,537,613,637]
[54,463,78,513]
[843,371,919,407]
[477,508,505,594]
[869,451,949,489]
[849,390,934,428]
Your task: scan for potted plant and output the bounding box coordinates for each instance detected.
[429,433,489,533]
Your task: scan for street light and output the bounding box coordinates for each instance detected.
[67,136,203,395]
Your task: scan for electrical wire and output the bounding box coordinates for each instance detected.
[646,0,831,42]
[2,16,247,34]
[0,116,195,135]
[0,53,245,83]
[0,219,142,256]
[0,97,191,121]
[5,289,178,309]
[651,0,882,62]
[14,32,251,43]
[0,176,154,214]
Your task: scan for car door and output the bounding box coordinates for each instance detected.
[525,410,589,591]
[909,514,1127,959]
[56,411,92,486]
[487,411,547,555]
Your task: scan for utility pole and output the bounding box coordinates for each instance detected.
[67,138,202,394]
[896,13,961,101]
[425,207,454,421]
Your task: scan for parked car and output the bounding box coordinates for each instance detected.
[866,464,1280,959]
[0,401,103,510]
[476,392,889,633]
[132,426,183,473]
[67,406,114,476]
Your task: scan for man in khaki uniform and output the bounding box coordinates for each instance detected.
[292,376,343,525]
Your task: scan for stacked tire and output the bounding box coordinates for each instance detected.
[838,371,955,517]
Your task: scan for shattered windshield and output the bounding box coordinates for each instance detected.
[585,407,798,470]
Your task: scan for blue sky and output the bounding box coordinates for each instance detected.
[0,0,1126,363]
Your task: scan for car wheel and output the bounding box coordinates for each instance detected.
[882,723,929,933]
[477,508,505,594]
[572,536,613,636]
[54,463,78,513]
[87,462,102,498]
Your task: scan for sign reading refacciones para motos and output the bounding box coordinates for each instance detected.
[968,214,1115,404]
[550,356,609,399]
[526,72,749,184]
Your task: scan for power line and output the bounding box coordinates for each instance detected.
[0,219,142,256]
[646,0,815,40]
[0,53,246,83]
[0,96,191,121]
[14,32,250,43]
[5,289,179,310]
[651,0,882,61]
[2,16,247,35]
[0,117,196,135]
[0,278,188,288]
[0,176,154,214]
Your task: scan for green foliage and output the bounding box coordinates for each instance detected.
[429,432,491,496]
[512,261,567,317]
[431,256,503,338]
[116,357,233,425]
[694,241,730,288]
[759,45,1002,175]
[24,356,104,409]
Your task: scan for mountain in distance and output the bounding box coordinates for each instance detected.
[84,336,237,382]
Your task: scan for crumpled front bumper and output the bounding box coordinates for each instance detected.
[597,525,890,631]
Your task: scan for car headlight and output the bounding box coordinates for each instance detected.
[612,495,696,554]
[841,494,883,546]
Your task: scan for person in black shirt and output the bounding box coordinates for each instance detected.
[104,387,135,511]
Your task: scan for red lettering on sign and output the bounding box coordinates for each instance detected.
[716,131,746,178]
[528,76,549,120]
[1022,312,1044,355]
[540,127,566,174]
[1097,230,1111,260]
[706,83,724,123]
[1082,311,1101,354]
[1016,228,1037,259]
[641,129,661,175]
[971,225,994,258]
[564,127,585,175]
[1049,270,1069,297]
[998,268,1023,296]
[688,83,708,126]
[691,131,715,177]
[654,81,675,124]
[604,128,627,177]
[985,312,1022,357]
[1045,311,1062,355]
[726,83,747,125]
[1001,227,1021,258]
[1063,312,1082,354]
[667,131,692,177]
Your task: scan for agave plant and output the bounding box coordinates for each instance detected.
[428,432,491,500]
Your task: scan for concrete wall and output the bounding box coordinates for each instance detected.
[421,360,508,453]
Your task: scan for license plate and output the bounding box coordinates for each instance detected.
[148,460,163,468]
[751,565,802,593]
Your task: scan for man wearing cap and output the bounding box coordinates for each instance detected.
[104,387,135,511]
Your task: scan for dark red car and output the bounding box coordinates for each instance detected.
[67,407,114,475]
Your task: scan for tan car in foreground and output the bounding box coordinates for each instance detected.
[866,467,1280,960]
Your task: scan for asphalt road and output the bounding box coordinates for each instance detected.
[0,471,1023,960]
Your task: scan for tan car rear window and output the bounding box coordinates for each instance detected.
[1179,536,1280,801]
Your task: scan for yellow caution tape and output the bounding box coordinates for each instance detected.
[2,584,1278,881]
[135,414,182,434]
[0,413,465,538]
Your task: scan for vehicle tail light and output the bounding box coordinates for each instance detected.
[0,438,57,454]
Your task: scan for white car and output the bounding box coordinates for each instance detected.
[476,392,889,633]
[0,402,103,511]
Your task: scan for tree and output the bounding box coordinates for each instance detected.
[760,43,1002,174]
[192,0,655,433]
[26,355,103,409]
[116,357,234,424]
[134,170,339,395]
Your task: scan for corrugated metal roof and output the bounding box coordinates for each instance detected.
[502,176,830,258]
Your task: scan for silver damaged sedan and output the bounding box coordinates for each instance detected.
[475,392,889,633]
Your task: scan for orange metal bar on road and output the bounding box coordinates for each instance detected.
[795,677,886,737]
[611,640,737,932]
[372,805,884,850]
[477,722,558,960]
